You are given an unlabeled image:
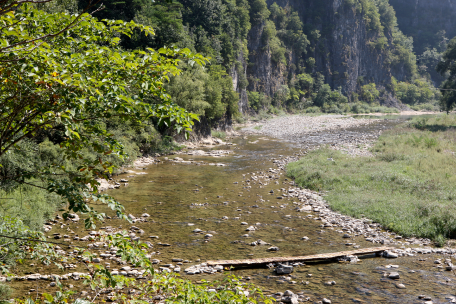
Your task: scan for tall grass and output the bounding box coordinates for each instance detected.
[287,114,456,245]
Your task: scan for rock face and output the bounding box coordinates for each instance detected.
[246,22,287,98]
[390,0,456,53]
[389,0,456,85]
[228,0,410,111]
[229,49,250,115]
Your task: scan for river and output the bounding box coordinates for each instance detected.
[10,115,456,303]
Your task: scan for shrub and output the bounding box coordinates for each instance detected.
[305,106,321,113]
[360,83,380,103]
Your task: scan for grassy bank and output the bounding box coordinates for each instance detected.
[287,114,456,245]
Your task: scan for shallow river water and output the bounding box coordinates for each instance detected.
[11,115,456,303]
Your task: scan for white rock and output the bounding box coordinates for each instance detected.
[384,251,399,258]
[388,272,400,279]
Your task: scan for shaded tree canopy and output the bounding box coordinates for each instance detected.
[437,37,456,113]
[0,1,205,226]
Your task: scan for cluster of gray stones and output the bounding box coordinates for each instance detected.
[43,213,152,235]
[184,149,233,157]
[183,263,224,275]
[163,150,230,166]
[271,290,322,304]
[244,115,376,139]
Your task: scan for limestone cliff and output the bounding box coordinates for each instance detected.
[389,0,456,85]
[230,0,413,109]
[390,0,456,54]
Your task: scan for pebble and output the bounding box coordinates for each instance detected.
[276,265,293,274]
[384,251,399,259]
[388,272,400,279]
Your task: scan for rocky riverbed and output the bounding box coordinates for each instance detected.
[9,115,456,304]
[243,115,376,139]
[243,115,384,157]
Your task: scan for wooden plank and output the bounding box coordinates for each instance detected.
[206,246,393,267]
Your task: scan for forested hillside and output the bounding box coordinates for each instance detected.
[75,0,444,118]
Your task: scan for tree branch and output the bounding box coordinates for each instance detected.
[0,0,54,15]
[0,0,103,53]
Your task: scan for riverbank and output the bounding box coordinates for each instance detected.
[286,114,456,246]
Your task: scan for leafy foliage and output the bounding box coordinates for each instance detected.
[0,5,206,226]
[247,91,271,112]
[437,37,456,113]
[166,63,239,121]
[313,84,348,109]
[392,78,440,106]
[0,216,67,273]
[248,0,269,24]
[360,83,380,103]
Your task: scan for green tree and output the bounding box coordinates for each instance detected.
[248,0,270,24]
[375,0,397,32]
[247,91,270,112]
[437,37,456,112]
[272,85,290,108]
[394,79,437,105]
[133,0,188,49]
[361,83,380,103]
[297,73,314,96]
[0,3,205,226]
[313,84,347,110]
[181,0,223,36]
[166,64,210,116]
[166,64,239,121]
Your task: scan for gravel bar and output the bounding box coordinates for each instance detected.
[243,114,377,140]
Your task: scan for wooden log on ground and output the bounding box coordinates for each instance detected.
[206,246,394,267]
